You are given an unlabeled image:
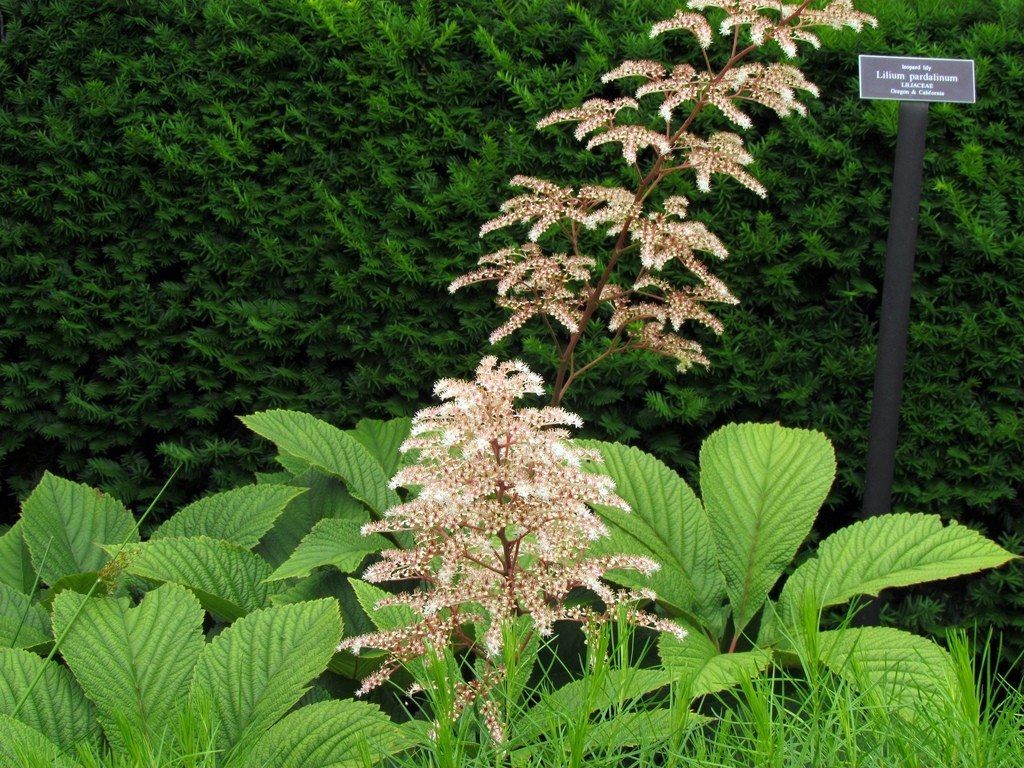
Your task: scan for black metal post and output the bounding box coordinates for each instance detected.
[858,100,929,624]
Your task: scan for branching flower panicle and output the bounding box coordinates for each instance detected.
[340,358,684,737]
[452,0,875,405]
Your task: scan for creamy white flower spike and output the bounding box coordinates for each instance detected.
[340,358,683,737]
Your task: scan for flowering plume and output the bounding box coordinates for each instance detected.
[536,97,640,141]
[340,358,684,732]
[454,0,875,403]
[690,1,877,57]
[680,131,766,196]
[478,176,587,242]
[449,245,592,343]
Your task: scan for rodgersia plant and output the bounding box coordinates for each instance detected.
[451,0,877,405]
[340,357,685,738]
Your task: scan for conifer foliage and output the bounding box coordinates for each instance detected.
[1,0,1022,651]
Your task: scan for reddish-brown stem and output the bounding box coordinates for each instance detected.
[728,633,740,654]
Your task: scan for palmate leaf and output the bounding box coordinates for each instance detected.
[190,598,342,754]
[659,631,772,699]
[276,451,313,476]
[241,410,399,514]
[120,536,274,620]
[0,584,51,650]
[257,471,371,568]
[52,584,205,747]
[350,417,413,478]
[779,513,1018,623]
[0,648,99,751]
[0,522,35,594]
[0,715,78,768]
[581,440,726,633]
[272,571,384,679]
[37,573,103,612]
[583,708,708,752]
[245,699,408,768]
[266,519,389,582]
[818,627,956,715]
[700,423,835,635]
[20,473,138,586]
[152,484,306,548]
[519,669,671,743]
[350,578,416,631]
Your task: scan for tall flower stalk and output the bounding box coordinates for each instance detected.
[451,0,876,406]
[340,357,684,739]
[342,0,877,742]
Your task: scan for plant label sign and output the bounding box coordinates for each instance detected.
[858,55,975,103]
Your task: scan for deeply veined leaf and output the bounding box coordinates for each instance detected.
[276,451,312,476]
[246,699,408,768]
[779,513,1018,622]
[0,584,50,649]
[818,627,956,715]
[37,573,103,612]
[190,598,342,754]
[52,584,205,746]
[0,522,35,594]
[520,668,671,742]
[267,519,389,582]
[583,708,708,752]
[0,648,99,751]
[350,417,413,478]
[257,471,370,568]
[241,410,399,513]
[349,578,416,631]
[274,573,385,679]
[700,423,835,634]
[120,536,274,620]
[0,715,79,768]
[152,484,306,548]
[659,631,772,699]
[20,473,138,585]
[581,440,725,631]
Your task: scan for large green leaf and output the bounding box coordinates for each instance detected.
[818,627,956,715]
[350,417,412,478]
[52,584,205,746]
[583,708,707,752]
[274,573,384,679]
[0,648,99,751]
[0,523,35,594]
[190,598,342,754]
[267,519,389,582]
[0,715,79,768]
[241,410,398,514]
[152,484,306,548]
[257,471,371,568]
[660,630,772,699]
[120,536,274,620]
[700,423,835,635]
[520,668,671,743]
[246,699,407,768]
[582,440,725,631]
[780,513,1018,623]
[350,578,416,631]
[0,584,50,650]
[20,473,138,585]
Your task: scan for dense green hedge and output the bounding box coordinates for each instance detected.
[1,0,1021,647]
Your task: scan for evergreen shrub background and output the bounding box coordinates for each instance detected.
[1,0,1021,649]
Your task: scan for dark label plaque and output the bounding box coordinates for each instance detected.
[859,55,976,103]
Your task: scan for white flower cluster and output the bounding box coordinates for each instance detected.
[341,358,684,734]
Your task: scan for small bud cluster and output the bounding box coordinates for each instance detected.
[452,1,875,382]
[340,358,685,734]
